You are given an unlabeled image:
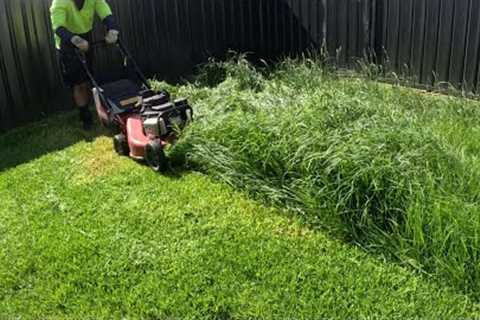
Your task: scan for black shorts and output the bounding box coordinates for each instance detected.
[57,36,94,87]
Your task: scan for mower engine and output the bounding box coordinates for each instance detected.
[141,94,193,139]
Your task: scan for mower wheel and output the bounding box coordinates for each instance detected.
[145,140,169,172]
[113,134,129,156]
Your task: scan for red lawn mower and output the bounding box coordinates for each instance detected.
[77,40,193,172]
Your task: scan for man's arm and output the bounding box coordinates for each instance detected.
[50,0,74,43]
[51,0,89,51]
[95,0,117,30]
[96,0,119,44]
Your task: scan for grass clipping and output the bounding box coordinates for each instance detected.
[155,56,480,298]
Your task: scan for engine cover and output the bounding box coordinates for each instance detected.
[142,98,193,138]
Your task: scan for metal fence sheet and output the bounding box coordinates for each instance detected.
[3,0,480,132]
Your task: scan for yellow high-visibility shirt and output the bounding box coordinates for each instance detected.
[50,0,112,48]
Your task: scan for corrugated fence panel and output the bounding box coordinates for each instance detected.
[397,0,412,73]
[0,0,68,132]
[464,0,480,93]
[409,0,426,82]
[436,0,454,83]
[449,0,469,87]
[0,0,319,132]
[376,0,480,91]
[3,0,480,132]
[0,0,14,131]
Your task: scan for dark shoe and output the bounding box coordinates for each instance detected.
[79,106,93,131]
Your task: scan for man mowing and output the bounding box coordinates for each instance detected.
[50,0,120,130]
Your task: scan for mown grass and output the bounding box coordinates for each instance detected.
[1,111,479,318]
[154,56,480,299]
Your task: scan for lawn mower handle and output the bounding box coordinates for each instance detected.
[75,39,151,91]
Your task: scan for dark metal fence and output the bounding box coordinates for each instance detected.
[1,0,479,132]
[0,0,322,132]
[0,0,64,132]
[375,0,480,92]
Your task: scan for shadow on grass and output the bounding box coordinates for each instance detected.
[0,110,192,179]
[0,111,105,173]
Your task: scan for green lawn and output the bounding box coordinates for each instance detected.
[1,113,478,318]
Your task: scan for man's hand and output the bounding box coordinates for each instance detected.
[71,35,89,52]
[105,29,119,45]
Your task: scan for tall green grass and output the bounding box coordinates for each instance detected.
[153,56,480,297]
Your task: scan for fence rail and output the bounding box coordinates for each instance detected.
[1,0,479,132]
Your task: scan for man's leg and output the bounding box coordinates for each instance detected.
[73,81,93,130]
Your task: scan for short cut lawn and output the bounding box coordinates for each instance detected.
[1,57,480,318]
